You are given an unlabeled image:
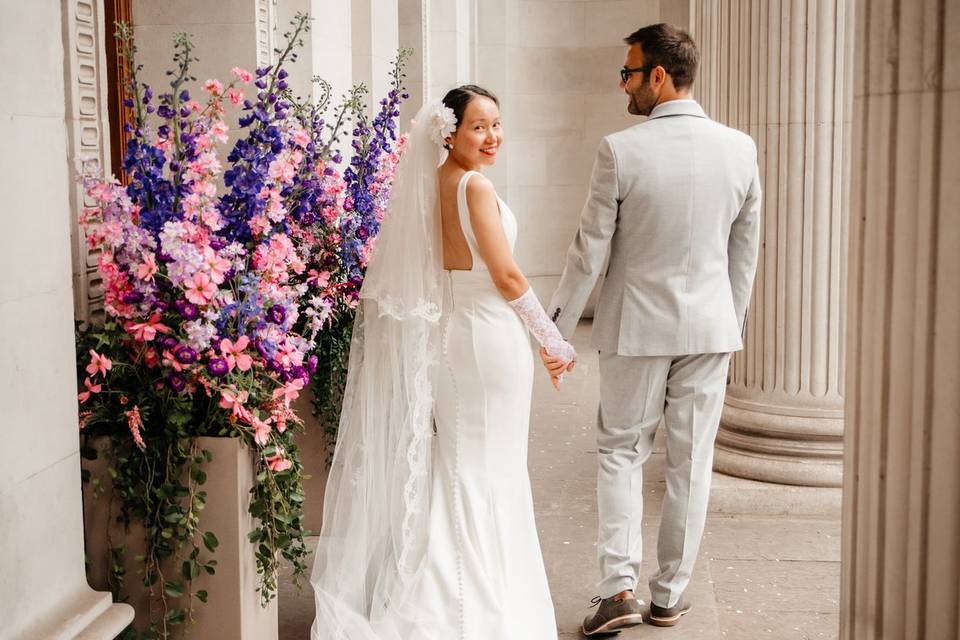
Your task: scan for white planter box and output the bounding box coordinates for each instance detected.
[83,436,278,640]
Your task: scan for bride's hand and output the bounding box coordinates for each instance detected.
[539,347,575,390]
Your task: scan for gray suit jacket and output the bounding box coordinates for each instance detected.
[548,100,761,356]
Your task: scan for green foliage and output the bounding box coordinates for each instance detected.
[309,312,354,446]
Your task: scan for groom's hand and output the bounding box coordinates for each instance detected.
[539,347,576,390]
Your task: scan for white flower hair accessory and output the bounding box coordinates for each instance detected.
[427,102,457,148]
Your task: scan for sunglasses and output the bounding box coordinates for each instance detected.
[620,64,655,83]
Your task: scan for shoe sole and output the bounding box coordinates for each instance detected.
[581,613,644,636]
[647,608,691,627]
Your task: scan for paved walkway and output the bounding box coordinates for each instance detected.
[280,321,841,639]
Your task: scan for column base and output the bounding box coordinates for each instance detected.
[16,588,133,640]
[714,396,844,487]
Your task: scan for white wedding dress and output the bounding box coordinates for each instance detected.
[403,170,558,639]
[310,102,557,640]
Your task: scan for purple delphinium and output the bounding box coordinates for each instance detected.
[339,67,408,283]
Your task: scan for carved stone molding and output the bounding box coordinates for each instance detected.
[256,0,278,68]
[63,0,113,324]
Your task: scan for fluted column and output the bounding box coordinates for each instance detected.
[692,0,853,486]
[841,0,959,637]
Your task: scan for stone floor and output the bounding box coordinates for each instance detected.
[279,321,841,639]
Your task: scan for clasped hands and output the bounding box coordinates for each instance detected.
[539,347,576,390]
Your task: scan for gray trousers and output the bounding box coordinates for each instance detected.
[596,351,730,607]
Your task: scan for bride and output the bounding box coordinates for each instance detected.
[310,85,576,640]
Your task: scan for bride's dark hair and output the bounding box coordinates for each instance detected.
[441,84,500,130]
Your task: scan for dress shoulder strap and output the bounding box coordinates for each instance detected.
[455,171,483,265]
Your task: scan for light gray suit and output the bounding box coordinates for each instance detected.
[548,99,761,607]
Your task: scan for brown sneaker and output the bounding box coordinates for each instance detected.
[647,598,691,627]
[581,591,644,636]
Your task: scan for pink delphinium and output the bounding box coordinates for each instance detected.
[126,406,146,450]
[202,78,224,96]
[231,66,253,83]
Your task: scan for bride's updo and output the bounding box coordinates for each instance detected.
[441,84,500,130]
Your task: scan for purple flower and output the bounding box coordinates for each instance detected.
[174,345,198,364]
[206,357,229,378]
[173,300,199,320]
[159,335,179,350]
[267,304,286,325]
[168,372,187,393]
[122,291,144,304]
[306,355,318,374]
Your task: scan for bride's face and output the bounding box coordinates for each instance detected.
[446,96,503,167]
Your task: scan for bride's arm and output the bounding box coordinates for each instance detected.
[465,175,528,299]
[467,176,577,372]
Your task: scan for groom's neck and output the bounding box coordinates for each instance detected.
[656,86,693,106]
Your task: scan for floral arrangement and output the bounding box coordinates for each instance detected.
[77,14,408,637]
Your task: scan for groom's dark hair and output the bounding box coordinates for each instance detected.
[624,23,699,90]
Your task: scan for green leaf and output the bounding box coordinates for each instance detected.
[202,531,219,552]
[163,580,185,598]
[181,559,200,580]
[165,607,187,625]
[196,589,208,603]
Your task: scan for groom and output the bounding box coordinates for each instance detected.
[544,23,761,634]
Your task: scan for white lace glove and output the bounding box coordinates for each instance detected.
[508,288,577,368]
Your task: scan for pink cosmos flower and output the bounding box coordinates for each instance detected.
[203,247,231,285]
[307,269,331,289]
[137,254,158,281]
[185,272,216,305]
[272,378,304,407]
[227,87,244,106]
[219,387,251,420]
[126,406,146,450]
[232,67,253,83]
[202,79,224,96]
[86,349,113,377]
[221,336,253,372]
[78,377,101,404]
[125,313,171,342]
[252,416,272,445]
[265,450,292,472]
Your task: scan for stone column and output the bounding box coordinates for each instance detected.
[841,0,959,637]
[691,0,853,487]
[0,2,134,638]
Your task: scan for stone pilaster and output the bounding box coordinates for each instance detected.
[0,1,134,637]
[692,0,853,487]
[841,0,960,637]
